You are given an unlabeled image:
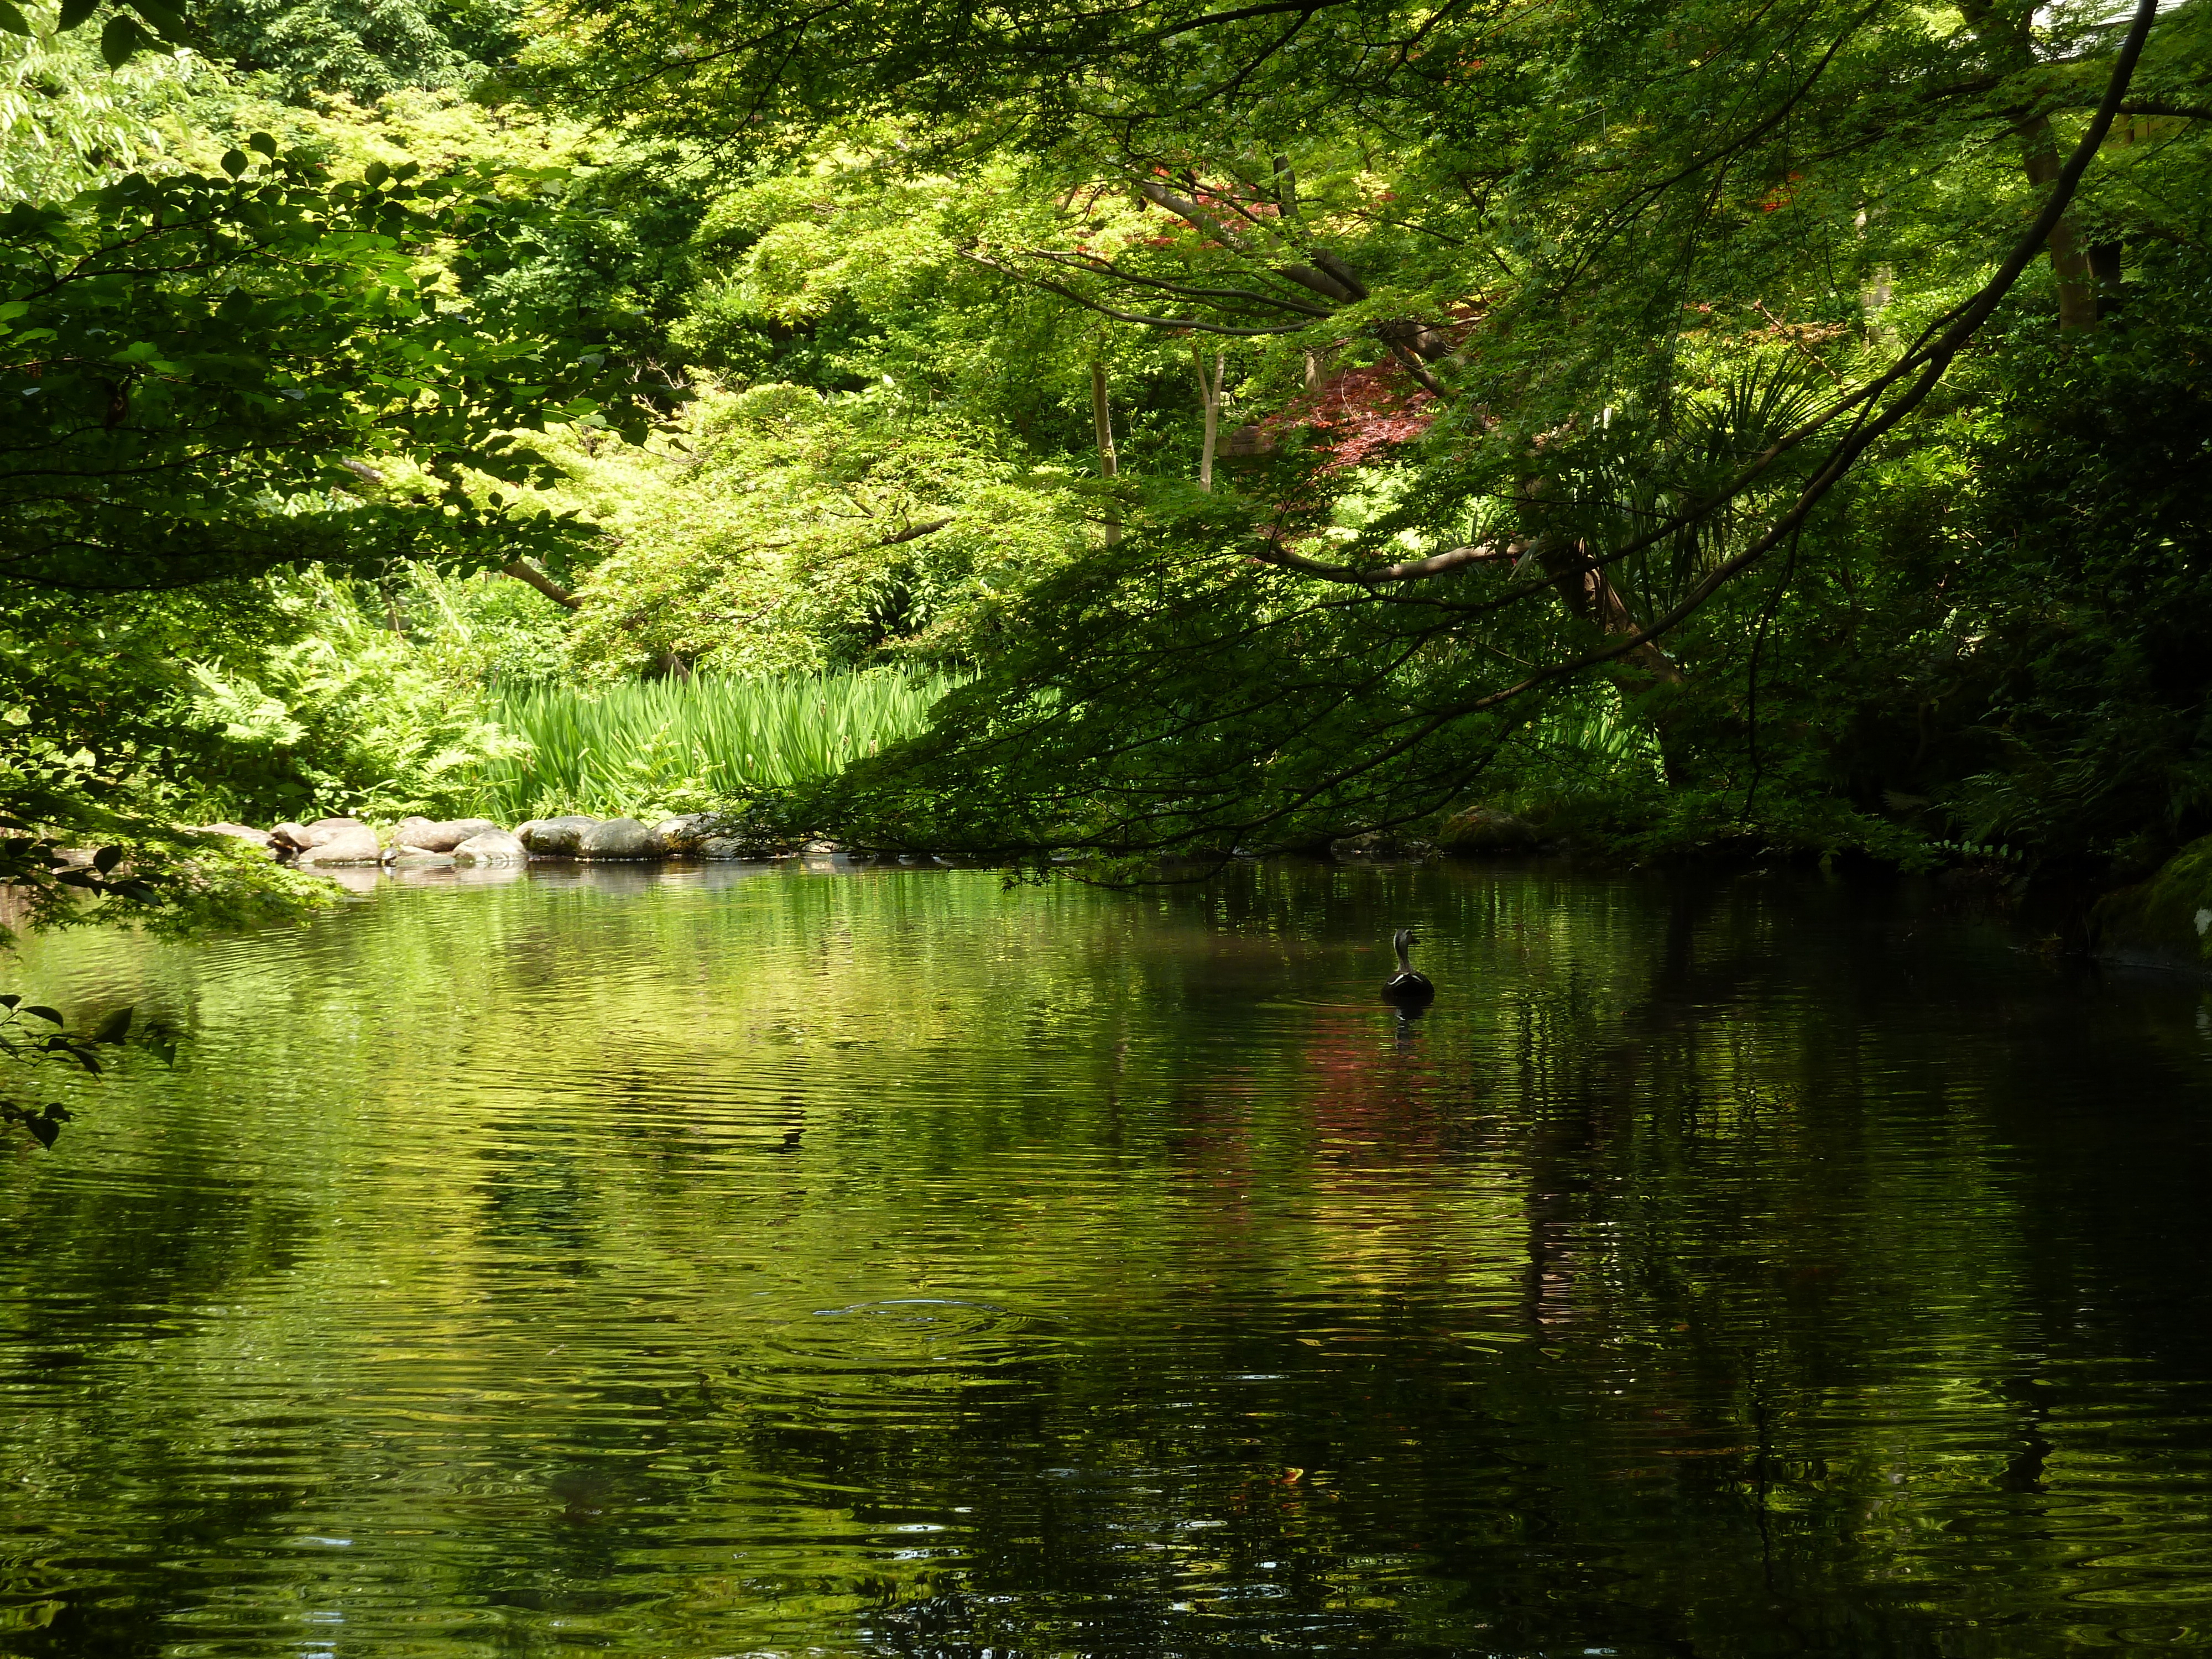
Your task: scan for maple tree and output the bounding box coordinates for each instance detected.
[549,0,2204,863]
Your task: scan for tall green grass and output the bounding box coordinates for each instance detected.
[460,671,948,823]
[1527,700,1667,778]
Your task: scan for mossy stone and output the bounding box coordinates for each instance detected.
[2093,835,2212,969]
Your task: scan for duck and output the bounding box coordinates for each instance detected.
[1382,928,1435,1005]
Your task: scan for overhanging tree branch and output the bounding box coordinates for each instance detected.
[500,556,580,608]
[1024,250,1335,316]
[1437,0,2162,719]
[961,251,1313,333]
[915,0,2169,858]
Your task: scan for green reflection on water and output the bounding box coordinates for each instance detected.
[4,860,2211,1657]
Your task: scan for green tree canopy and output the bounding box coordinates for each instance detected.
[0,142,635,594]
[539,0,2205,864]
[0,134,647,927]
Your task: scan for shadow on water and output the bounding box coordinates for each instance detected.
[4,861,2212,1656]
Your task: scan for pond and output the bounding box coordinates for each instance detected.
[3,859,2211,1657]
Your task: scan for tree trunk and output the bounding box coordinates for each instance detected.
[1958,2,2098,332]
[1091,357,1123,545]
[1854,208,1892,321]
[1534,535,1686,684]
[1519,477,1684,682]
[1191,343,1223,493]
[2021,124,2099,332]
[2089,241,2124,316]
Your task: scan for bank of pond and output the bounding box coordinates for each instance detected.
[200,809,808,870]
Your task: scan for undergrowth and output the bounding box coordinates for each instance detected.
[461,670,950,822]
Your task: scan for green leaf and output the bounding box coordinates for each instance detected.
[0,995,19,1010]
[92,845,123,874]
[247,132,279,158]
[25,1115,58,1149]
[24,1006,62,1025]
[98,14,145,65]
[0,3,32,36]
[55,0,98,26]
[129,0,184,34]
[90,1006,133,1045]
[222,150,249,179]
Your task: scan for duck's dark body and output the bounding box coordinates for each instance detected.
[1381,928,1436,1004]
[1383,969,1434,1003]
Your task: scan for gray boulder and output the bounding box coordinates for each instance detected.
[274,818,364,852]
[400,817,504,853]
[389,849,457,869]
[517,816,599,855]
[452,829,528,868]
[578,817,667,860]
[653,813,715,854]
[199,823,275,855]
[296,825,384,866]
[670,812,799,859]
[1435,807,1540,854]
[654,811,802,857]
[1329,828,1439,859]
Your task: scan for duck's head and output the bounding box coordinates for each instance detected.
[1394,927,1418,952]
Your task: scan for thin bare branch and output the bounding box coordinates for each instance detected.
[961,251,1312,333]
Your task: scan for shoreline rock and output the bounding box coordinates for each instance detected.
[199,823,276,858]
[296,824,383,866]
[223,810,821,873]
[1329,829,1438,860]
[659,811,796,859]
[1435,807,1540,854]
[517,816,600,855]
[577,818,667,861]
[393,816,503,853]
[653,813,714,854]
[2093,834,2212,975]
[452,828,528,868]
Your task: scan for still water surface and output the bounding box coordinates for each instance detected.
[3,860,2211,1657]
